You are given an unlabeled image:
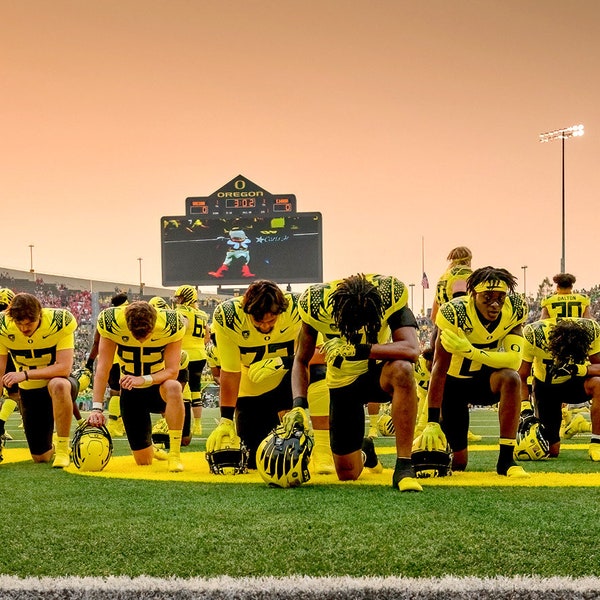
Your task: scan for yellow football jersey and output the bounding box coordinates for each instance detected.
[0,308,77,390]
[175,304,209,361]
[540,293,590,319]
[97,307,185,377]
[523,317,600,384]
[436,293,528,378]
[435,265,472,306]
[212,292,301,397]
[298,274,415,388]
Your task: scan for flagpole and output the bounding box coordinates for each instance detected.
[421,236,425,316]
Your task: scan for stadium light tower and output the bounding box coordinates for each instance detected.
[28,244,34,274]
[521,265,527,299]
[138,257,144,296]
[539,124,584,273]
[409,283,415,312]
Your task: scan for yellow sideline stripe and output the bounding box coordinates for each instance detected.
[5,448,599,487]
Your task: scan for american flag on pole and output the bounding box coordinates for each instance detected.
[421,272,429,289]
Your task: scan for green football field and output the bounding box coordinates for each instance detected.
[1,407,598,579]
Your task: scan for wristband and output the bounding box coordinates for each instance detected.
[355,344,372,360]
[428,407,441,423]
[139,374,154,388]
[92,402,104,411]
[23,371,29,381]
[292,396,309,409]
[220,406,235,420]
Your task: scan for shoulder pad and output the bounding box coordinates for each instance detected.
[506,293,527,322]
[439,298,468,329]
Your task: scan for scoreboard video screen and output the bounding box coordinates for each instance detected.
[161,213,323,287]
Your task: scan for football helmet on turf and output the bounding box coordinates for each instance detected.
[173,285,198,306]
[411,434,452,478]
[515,421,550,461]
[72,367,92,394]
[205,434,249,475]
[72,423,113,471]
[257,423,314,488]
[376,414,395,437]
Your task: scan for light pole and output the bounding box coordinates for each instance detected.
[28,244,35,275]
[539,124,584,273]
[409,283,415,313]
[521,265,527,299]
[138,257,144,296]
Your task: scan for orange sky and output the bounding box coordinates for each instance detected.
[2,1,599,311]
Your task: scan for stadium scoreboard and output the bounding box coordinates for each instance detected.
[162,174,322,287]
[185,175,296,216]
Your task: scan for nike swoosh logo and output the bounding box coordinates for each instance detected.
[280,327,289,333]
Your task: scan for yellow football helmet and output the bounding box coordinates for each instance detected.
[377,414,395,437]
[173,285,198,306]
[515,422,550,461]
[256,423,314,488]
[72,367,92,394]
[72,423,113,472]
[149,296,170,310]
[0,288,15,310]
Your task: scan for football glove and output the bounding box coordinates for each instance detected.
[321,338,371,363]
[416,422,448,452]
[440,329,473,356]
[548,362,587,380]
[205,418,240,453]
[281,407,312,437]
[247,357,286,383]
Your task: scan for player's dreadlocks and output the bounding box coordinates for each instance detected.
[242,280,289,318]
[467,266,518,295]
[548,319,592,366]
[328,274,383,344]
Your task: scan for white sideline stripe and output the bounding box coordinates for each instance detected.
[0,575,599,598]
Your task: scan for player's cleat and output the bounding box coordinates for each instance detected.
[312,449,335,475]
[506,465,530,478]
[367,425,379,439]
[589,443,600,462]
[168,455,184,472]
[392,461,423,492]
[107,417,125,438]
[361,436,383,473]
[563,414,591,439]
[497,461,530,478]
[0,434,6,463]
[192,419,203,436]
[467,430,482,442]
[52,451,70,469]
[153,445,168,461]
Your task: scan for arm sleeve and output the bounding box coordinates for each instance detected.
[467,333,523,371]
